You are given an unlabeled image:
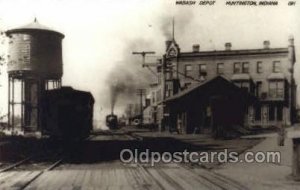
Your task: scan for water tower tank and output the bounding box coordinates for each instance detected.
[6,19,64,79]
[5,19,65,133]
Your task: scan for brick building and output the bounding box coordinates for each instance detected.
[154,36,296,134]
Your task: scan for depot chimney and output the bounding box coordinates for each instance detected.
[263,41,270,49]
[192,44,200,52]
[225,43,232,51]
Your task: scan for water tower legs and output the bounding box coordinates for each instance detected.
[8,75,62,134]
[8,76,33,134]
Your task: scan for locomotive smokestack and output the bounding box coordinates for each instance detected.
[110,81,126,117]
[111,109,114,115]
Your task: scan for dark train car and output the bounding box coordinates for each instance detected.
[42,87,94,139]
[106,114,118,129]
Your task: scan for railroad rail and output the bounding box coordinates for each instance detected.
[135,162,248,190]
[18,158,63,190]
[0,146,64,189]
[181,164,248,190]
[90,129,143,141]
[0,129,250,189]
[0,156,34,173]
[0,153,63,190]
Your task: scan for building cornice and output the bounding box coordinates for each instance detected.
[176,48,288,59]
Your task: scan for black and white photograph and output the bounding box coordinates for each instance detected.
[0,0,299,189]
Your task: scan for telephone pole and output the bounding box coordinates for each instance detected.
[136,88,146,126]
[132,51,155,66]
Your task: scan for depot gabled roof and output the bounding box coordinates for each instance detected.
[164,75,256,103]
[6,18,64,38]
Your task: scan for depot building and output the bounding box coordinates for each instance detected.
[154,36,297,135]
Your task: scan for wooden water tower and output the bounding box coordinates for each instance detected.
[5,19,64,132]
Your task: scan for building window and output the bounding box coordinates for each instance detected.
[269,105,275,121]
[165,71,172,80]
[234,62,241,73]
[277,105,283,121]
[256,81,262,97]
[185,65,192,77]
[199,64,207,81]
[184,82,191,89]
[257,61,263,73]
[158,74,162,84]
[234,81,250,91]
[217,63,224,74]
[269,81,284,98]
[241,82,249,91]
[156,90,161,102]
[152,92,155,104]
[165,83,172,98]
[254,105,261,121]
[242,62,249,73]
[273,61,281,73]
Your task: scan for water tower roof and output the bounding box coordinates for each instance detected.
[6,18,64,38]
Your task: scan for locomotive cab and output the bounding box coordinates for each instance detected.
[106,114,118,129]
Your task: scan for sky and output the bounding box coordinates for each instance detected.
[0,0,299,124]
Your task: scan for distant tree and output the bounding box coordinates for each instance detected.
[0,29,7,78]
[0,26,8,82]
[0,25,8,118]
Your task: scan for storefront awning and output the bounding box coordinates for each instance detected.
[231,73,251,81]
[267,73,285,80]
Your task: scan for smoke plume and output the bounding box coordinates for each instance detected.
[159,10,194,40]
[108,74,135,114]
[105,12,195,115]
[105,39,156,115]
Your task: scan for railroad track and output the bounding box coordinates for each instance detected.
[134,162,247,190]
[0,156,34,173]
[0,152,63,172]
[90,129,143,141]
[18,158,63,190]
[180,164,248,190]
[0,157,63,190]
[89,130,246,189]
[0,150,64,190]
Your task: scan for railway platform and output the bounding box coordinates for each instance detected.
[0,126,299,189]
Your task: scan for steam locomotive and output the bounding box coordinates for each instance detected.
[106,113,118,129]
[42,87,94,140]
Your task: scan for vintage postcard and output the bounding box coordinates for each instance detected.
[0,0,299,189]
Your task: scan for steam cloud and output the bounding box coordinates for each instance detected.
[105,12,195,115]
[159,10,194,40]
[108,75,135,114]
[105,39,156,115]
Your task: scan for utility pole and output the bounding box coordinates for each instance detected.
[136,89,146,126]
[132,51,158,76]
[132,51,155,66]
[132,51,159,128]
[132,51,161,80]
[288,35,296,125]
